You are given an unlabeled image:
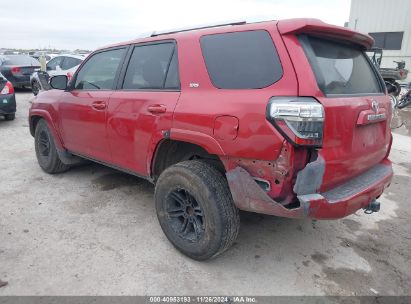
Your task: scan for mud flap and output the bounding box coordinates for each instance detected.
[57,149,87,165]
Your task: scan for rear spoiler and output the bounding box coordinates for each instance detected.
[277,18,374,49]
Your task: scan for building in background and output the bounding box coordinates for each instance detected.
[347,0,411,82]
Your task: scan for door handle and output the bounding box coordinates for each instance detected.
[91,101,107,110]
[147,104,167,114]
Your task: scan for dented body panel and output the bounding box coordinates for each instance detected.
[226,159,392,219]
[221,142,309,204]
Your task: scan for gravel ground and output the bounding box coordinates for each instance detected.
[0,91,410,296]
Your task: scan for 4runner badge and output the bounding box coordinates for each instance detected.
[368,100,385,121]
[371,100,379,113]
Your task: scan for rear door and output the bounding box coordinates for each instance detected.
[298,35,391,191]
[107,41,180,175]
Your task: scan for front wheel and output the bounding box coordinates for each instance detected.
[155,160,240,260]
[34,119,70,174]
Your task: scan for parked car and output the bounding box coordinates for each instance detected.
[30,52,58,62]
[30,54,86,95]
[29,19,393,260]
[0,55,40,88]
[0,72,16,120]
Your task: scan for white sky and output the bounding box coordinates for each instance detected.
[1,0,351,51]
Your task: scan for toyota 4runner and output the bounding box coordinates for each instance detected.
[29,19,393,260]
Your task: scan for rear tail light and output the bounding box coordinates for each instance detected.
[267,97,324,147]
[11,67,22,75]
[0,81,14,95]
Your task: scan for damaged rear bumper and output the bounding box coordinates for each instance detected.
[226,159,393,219]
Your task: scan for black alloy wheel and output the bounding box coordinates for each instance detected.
[165,188,205,242]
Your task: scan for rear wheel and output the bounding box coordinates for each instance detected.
[155,160,240,260]
[34,119,70,174]
[4,114,15,121]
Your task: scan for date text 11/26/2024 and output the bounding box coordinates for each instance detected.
[149,296,257,303]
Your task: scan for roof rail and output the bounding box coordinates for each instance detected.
[150,20,247,37]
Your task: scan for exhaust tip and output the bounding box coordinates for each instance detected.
[364,199,380,214]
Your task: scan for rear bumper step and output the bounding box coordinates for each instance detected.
[226,159,393,219]
[319,164,391,203]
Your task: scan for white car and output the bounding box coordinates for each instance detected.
[30,52,59,62]
[30,54,86,95]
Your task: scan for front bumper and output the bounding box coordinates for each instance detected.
[0,94,16,114]
[226,159,393,219]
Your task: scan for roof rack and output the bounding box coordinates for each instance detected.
[150,20,247,37]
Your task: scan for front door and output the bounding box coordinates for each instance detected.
[58,48,127,163]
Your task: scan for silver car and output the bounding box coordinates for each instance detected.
[30,54,87,95]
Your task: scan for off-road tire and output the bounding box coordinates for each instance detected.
[4,114,15,121]
[34,119,70,174]
[155,160,240,260]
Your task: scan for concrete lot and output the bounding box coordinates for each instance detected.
[0,91,411,296]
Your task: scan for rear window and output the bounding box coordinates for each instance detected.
[0,55,40,66]
[300,36,383,95]
[200,30,283,89]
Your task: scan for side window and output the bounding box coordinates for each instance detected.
[61,57,82,70]
[200,30,283,89]
[47,57,64,71]
[122,43,179,90]
[74,48,125,90]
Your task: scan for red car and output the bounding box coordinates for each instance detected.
[29,19,393,260]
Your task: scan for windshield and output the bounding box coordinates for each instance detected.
[300,36,383,95]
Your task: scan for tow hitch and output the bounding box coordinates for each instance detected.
[364,199,381,214]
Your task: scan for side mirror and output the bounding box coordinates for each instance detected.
[56,65,61,71]
[50,75,68,90]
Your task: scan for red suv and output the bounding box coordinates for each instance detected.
[29,19,393,260]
